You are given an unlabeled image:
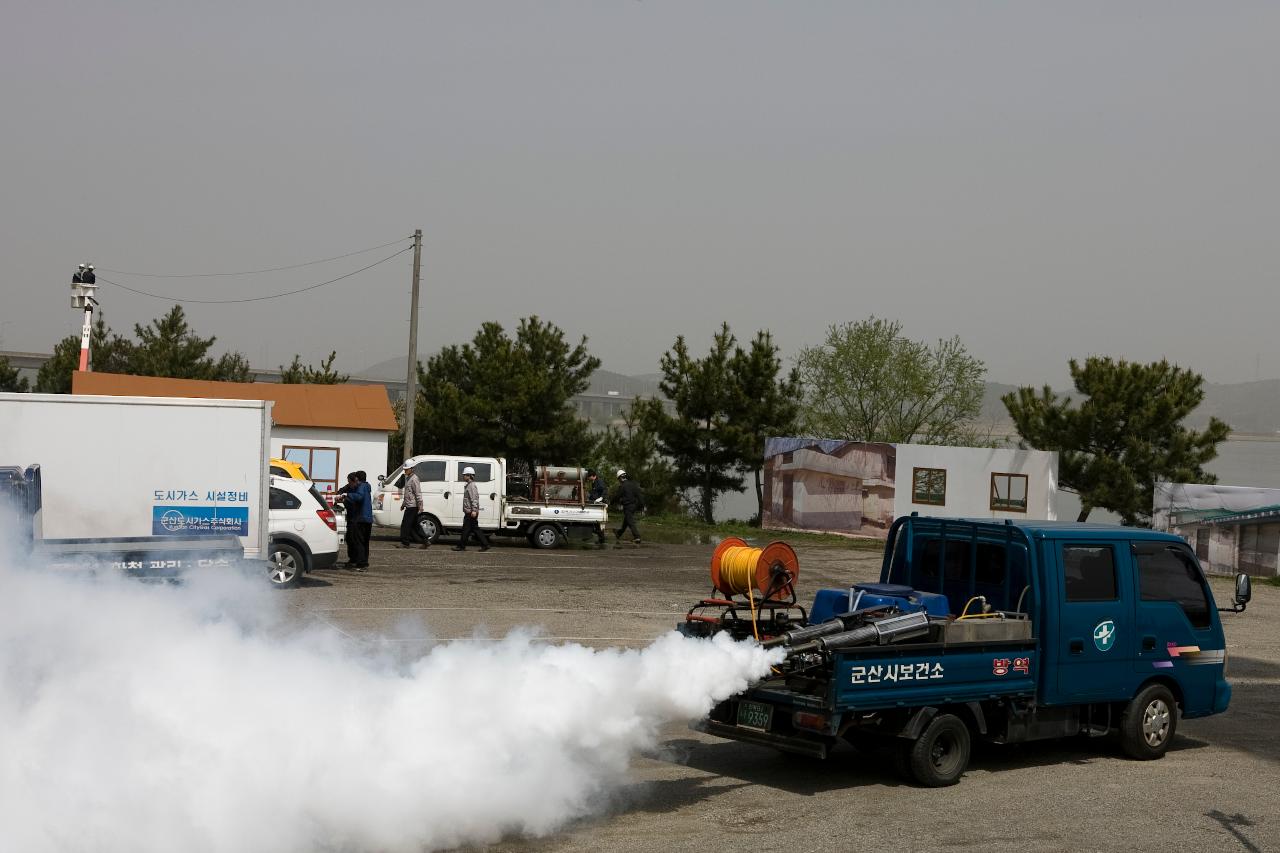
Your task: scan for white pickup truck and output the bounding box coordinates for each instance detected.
[373,455,608,548]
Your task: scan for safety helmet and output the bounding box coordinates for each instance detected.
[403,460,415,469]
[616,469,627,479]
[463,466,476,476]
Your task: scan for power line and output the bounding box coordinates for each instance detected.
[97,236,411,278]
[96,246,414,304]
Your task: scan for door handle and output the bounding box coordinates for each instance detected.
[443,491,450,499]
[1142,635,1157,652]
[1069,639,1084,655]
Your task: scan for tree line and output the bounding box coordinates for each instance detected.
[0,307,1230,527]
[0,305,349,394]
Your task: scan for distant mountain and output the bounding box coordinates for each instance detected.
[355,356,407,382]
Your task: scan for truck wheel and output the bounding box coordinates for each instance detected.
[268,543,304,589]
[530,523,561,549]
[1120,683,1177,760]
[417,513,441,544]
[906,713,970,787]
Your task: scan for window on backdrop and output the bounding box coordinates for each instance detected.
[283,446,340,495]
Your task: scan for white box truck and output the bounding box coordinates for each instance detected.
[1,392,271,575]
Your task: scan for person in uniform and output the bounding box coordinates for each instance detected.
[453,466,491,552]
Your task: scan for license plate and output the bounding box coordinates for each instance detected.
[736,700,773,731]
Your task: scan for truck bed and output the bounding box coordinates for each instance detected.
[503,502,607,523]
[700,635,1039,758]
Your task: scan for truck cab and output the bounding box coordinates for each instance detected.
[373,455,607,548]
[689,516,1251,786]
[373,456,503,540]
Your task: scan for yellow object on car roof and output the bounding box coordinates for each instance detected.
[269,457,308,480]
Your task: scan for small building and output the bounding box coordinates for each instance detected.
[72,372,398,499]
[1153,482,1280,577]
[762,437,1057,538]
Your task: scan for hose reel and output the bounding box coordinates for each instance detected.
[710,537,800,602]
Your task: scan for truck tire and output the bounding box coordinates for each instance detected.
[906,713,970,787]
[417,513,441,544]
[268,542,304,589]
[530,523,562,550]
[1120,683,1177,760]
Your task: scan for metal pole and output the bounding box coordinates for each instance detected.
[78,300,94,371]
[403,229,423,457]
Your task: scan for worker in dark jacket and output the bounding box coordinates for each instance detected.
[351,471,373,570]
[338,473,367,569]
[586,469,606,504]
[586,470,607,544]
[611,469,644,544]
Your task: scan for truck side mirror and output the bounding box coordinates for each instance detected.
[377,474,386,484]
[1235,573,1252,608]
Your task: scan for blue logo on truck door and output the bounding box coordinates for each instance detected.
[1093,620,1116,652]
[152,506,249,536]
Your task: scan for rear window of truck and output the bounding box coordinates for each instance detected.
[1062,545,1118,601]
[890,535,1029,613]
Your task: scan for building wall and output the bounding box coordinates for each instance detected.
[894,444,1058,521]
[1238,523,1280,576]
[1165,521,1280,577]
[764,442,896,536]
[270,426,389,498]
[762,439,1057,539]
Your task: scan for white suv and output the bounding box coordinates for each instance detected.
[267,475,340,588]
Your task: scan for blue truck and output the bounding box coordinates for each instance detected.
[681,516,1252,787]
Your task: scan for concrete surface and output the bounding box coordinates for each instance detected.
[286,532,1279,853]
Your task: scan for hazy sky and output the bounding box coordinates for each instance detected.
[3,2,1277,386]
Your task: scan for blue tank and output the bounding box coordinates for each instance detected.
[809,583,949,624]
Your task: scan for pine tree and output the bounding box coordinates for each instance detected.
[729,330,801,522]
[35,314,134,393]
[280,351,349,384]
[0,355,29,392]
[411,317,600,472]
[1003,357,1231,524]
[644,323,745,524]
[595,404,681,515]
[129,306,250,381]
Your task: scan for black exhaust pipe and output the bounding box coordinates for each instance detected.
[785,611,932,656]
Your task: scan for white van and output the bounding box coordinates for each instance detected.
[373,455,608,548]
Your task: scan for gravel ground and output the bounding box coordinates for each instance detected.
[286,530,1279,853]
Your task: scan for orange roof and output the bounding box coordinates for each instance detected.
[72,372,398,432]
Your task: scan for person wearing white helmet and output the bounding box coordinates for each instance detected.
[398,459,429,549]
[611,468,645,545]
[453,465,491,552]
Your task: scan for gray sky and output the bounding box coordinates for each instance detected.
[3,1,1277,386]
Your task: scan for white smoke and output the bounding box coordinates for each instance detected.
[0,561,781,853]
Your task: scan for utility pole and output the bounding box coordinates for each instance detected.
[403,229,423,458]
[70,264,98,372]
